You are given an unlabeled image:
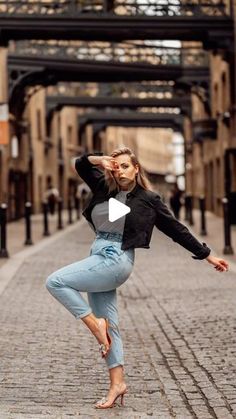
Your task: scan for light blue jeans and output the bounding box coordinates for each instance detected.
[45,231,135,369]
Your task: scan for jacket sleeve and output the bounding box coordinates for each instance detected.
[154,195,211,260]
[75,153,105,194]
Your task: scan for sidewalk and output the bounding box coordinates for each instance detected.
[185,209,236,265]
[0,211,236,418]
[0,209,79,268]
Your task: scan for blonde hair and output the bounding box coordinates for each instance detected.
[104,147,153,193]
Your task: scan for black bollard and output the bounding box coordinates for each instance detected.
[42,201,50,236]
[68,197,73,224]
[24,202,33,245]
[199,196,207,236]
[187,195,194,226]
[185,195,194,224]
[222,197,234,254]
[184,195,189,222]
[0,203,9,258]
[75,197,81,220]
[57,197,63,230]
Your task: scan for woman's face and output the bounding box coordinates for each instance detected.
[112,154,139,190]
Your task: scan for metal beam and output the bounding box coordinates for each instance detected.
[46,95,191,113]
[8,55,185,80]
[8,54,208,116]
[46,94,190,134]
[0,16,233,50]
[78,111,184,132]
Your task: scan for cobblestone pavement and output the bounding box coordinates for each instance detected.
[0,220,236,419]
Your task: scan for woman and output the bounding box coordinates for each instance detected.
[46,147,229,409]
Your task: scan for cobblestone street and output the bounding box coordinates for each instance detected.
[0,220,236,419]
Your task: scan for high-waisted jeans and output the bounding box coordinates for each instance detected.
[45,231,135,369]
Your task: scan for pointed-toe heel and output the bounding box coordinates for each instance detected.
[95,388,128,409]
[120,390,127,406]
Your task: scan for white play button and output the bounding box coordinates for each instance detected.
[108,198,130,222]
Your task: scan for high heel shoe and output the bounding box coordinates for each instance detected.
[98,318,112,358]
[95,387,128,409]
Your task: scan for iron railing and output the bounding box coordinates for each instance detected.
[98,81,178,97]
[113,0,230,16]
[9,40,209,67]
[0,0,231,16]
[47,81,177,99]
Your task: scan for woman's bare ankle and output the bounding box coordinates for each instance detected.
[109,365,126,389]
[84,317,108,347]
[111,381,126,386]
[82,314,103,336]
[95,318,106,337]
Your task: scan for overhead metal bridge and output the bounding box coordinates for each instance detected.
[0,1,233,49]
[8,47,209,116]
[77,110,184,131]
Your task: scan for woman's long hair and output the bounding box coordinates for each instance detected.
[104,147,153,193]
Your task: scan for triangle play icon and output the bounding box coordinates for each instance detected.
[108,198,131,222]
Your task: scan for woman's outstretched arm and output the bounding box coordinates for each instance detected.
[154,195,229,272]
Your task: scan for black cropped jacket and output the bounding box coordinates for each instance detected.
[75,154,211,260]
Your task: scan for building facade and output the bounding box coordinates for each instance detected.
[185,47,236,222]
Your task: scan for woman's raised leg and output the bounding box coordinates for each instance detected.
[45,253,122,355]
[45,253,120,319]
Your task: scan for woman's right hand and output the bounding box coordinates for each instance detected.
[100,156,119,172]
[88,155,119,171]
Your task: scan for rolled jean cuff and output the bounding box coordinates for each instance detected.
[75,308,93,319]
[107,361,124,370]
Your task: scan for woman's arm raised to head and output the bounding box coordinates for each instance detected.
[75,154,120,193]
[75,154,105,193]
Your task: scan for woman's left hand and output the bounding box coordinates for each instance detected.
[206,255,229,272]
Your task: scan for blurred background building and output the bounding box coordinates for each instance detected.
[0,0,235,226]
